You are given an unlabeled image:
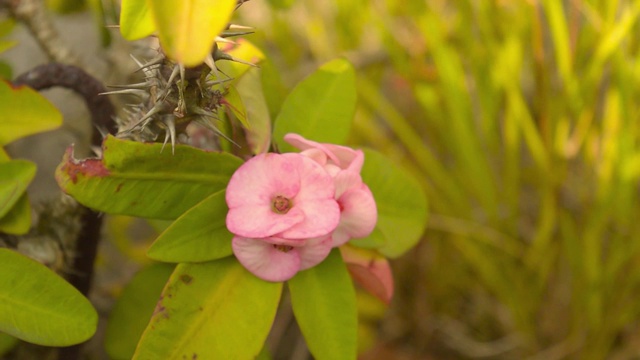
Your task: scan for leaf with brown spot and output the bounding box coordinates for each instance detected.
[55,136,243,220]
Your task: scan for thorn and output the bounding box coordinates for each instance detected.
[215,36,237,44]
[204,53,218,76]
[127,104,163,130]
[165,118,177,154]
[107,82,152,89]
[229,24,254,31]
[166,65,180,86]
[204,77,234,87]
[99,89,147,96]
[213,49,258,67]
[219,30,255,38]
[191,107,218,118]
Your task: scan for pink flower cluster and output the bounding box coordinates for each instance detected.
[225,134,377,282]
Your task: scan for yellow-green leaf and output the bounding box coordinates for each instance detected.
[0,80,62,146]
[0,194,31,235]
[0,249,98,346]
[119,0,155,40]
[149,0,237,67]
[133,258,282,359]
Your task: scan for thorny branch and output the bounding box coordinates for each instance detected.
[12,63,116,360]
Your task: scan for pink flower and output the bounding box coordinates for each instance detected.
[284,133,364,173]
[226,153,340,239]
[225,152,341,281]
[232,235,333,282]
[284,134,377,246]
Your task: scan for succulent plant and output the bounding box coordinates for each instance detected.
[103,24,256,153]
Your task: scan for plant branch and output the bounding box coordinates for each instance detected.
[0,0,82,66]
[13,63,116,360]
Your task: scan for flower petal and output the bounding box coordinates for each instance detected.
[280,156,340,238]
[334,170,362,199]
[226,153,301,209]
[227,205,305,238]
[332,184,377,246]
[298,235,333,270]
[232,236,301,282]
[284,133,361,171]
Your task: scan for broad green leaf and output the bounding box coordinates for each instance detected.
[0,332,17,356]
[223,85,249,128]
[147,190,233,263]
[216,39,266,81]
[237,67,272,154]
[105,263,175,360]
[119,0,154,40]
[0,80,62,146]
[273,58,356,152]
[0,248,98,346]
[0,194,31,235]
[133,258,282,359]
[352,149,428,258]
[0,160,36,219]
[289,249,357,360]
[149,0,236,67]
[55,135,243,220]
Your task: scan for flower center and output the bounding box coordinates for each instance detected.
[273,244,294,253]
[272,195,292,214]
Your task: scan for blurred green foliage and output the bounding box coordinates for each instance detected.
[240,0,640,358]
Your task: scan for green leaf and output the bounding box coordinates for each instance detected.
[237,67,272,154]
[216,39,266,81]
[273,58,356,152]
[0,80,62,146]
[55,135,243,220]
[149,0,237,67]
[223,85,249,128]
[133,258,282,359]
[105,263,175,360]
[0,248,97,346]
[352,149,428,258]
[147,190,233,263]
[0,194,31,235]
[0,332,17,356]
[0,160,36,219]
[119,0,155,40]
[289,249,357,360]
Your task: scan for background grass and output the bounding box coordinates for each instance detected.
[239,1,640,358]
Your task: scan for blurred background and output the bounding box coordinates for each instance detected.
[5,0,640,359]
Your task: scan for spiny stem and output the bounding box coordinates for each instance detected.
[13,63,116,360]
